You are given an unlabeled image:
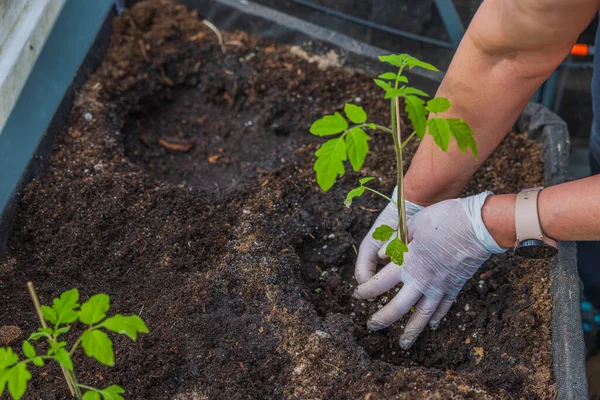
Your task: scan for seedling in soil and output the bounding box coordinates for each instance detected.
[0,283,148,400]
[311,54,478,265]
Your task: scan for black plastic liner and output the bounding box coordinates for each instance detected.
[518,103,587,399]
[1,0,587,398]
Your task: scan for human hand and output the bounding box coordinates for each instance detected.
[354,191,506,348]
[354,186,423,285]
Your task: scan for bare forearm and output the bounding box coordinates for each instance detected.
[405,0,598,206]
[404,33,537,205]
[483,176,600,247]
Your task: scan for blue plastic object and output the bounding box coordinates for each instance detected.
[0,0,114,251]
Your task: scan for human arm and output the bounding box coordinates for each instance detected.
[484,175,600,247]
[354,176,600,348]
[354,0,599,287]
[404,0,600,206]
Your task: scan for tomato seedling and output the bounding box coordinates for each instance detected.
[0,285,149,400]
[311,54,478,265]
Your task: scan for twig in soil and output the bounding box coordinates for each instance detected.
[202,19,226,53]
[158,66,175,87]
[138,39,150,62]
[352,244,358,256]
[320,359,347,375]
[27,282,77,398]
[358,206,380,213]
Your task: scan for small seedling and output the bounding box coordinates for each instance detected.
[0,283,149,400]
[311,54,478,265]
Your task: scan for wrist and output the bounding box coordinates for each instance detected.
[481,194,517,248]
[404,173,465,207]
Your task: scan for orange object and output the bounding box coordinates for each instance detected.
[571,43,589,56]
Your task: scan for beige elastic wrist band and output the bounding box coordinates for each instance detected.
[514,187,558,255]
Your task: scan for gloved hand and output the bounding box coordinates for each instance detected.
[354,191,506,349]
[355,186,423,285]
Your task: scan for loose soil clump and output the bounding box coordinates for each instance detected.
[0,1,554,398]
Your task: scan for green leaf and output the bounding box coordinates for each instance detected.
[54,348,73,371]
[447,118,478,158]
[100,385,125,400]
[54,326,71,337]
[366,123,377,130]
[344,104,367,124]
[345,127,370,172]
[404,95,427,139]
[52,288,80,324]
[41,305,57,325]
[83,392,101,400]
[428,118,452,151]
[383,88,404,99]
[309,112,348,136]
[6,363,31,400]
[406,58,439,72]
[385,237,409,265]
[0,348,18,370]
[372,225,395,242]
[344,187,365,208]
[21,342,35,359]
[378,54,411,67]
[31,357,44,367]
[377,72,398,80]
[426,97,451,114]
[80,294,110,325]
[314,138,347,192]
[377,72,408,83]
[399,87,429,97]
[48,341,67,356]
[101,315,149,342]
[359,177,375,185]
[28,330,51,341]
[82,330,114,366]
[0,370,6,397]
[373,79,391,91]
[379,54,439,72]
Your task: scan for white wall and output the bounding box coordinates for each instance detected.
[0,0,66,135]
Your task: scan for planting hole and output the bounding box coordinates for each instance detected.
[123,74,300,196]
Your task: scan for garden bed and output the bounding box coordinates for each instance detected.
[0,1,554,398]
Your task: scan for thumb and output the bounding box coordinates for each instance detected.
[355,203,397,284]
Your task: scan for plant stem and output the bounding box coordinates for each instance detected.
[69,369,83,399]
[16,355,54,367]
[394,65,407,90]
[77,384,101,393]
[341,123,393,137]
[363,187,397,206]
[69,332,86,356]
[370,124,394,134]
[27,282,77,398]
[400,131,417,150]
[392,98,408,246]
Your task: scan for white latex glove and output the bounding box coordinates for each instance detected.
[354,186,423,285]
[354,191,506,349]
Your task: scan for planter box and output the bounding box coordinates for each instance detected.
[0,0,586,398]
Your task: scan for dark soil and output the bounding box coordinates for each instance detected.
[0,1,554,398]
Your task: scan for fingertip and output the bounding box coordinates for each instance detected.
[367,318,387,331]
[353,287,368,300]
[400,336,415,349]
